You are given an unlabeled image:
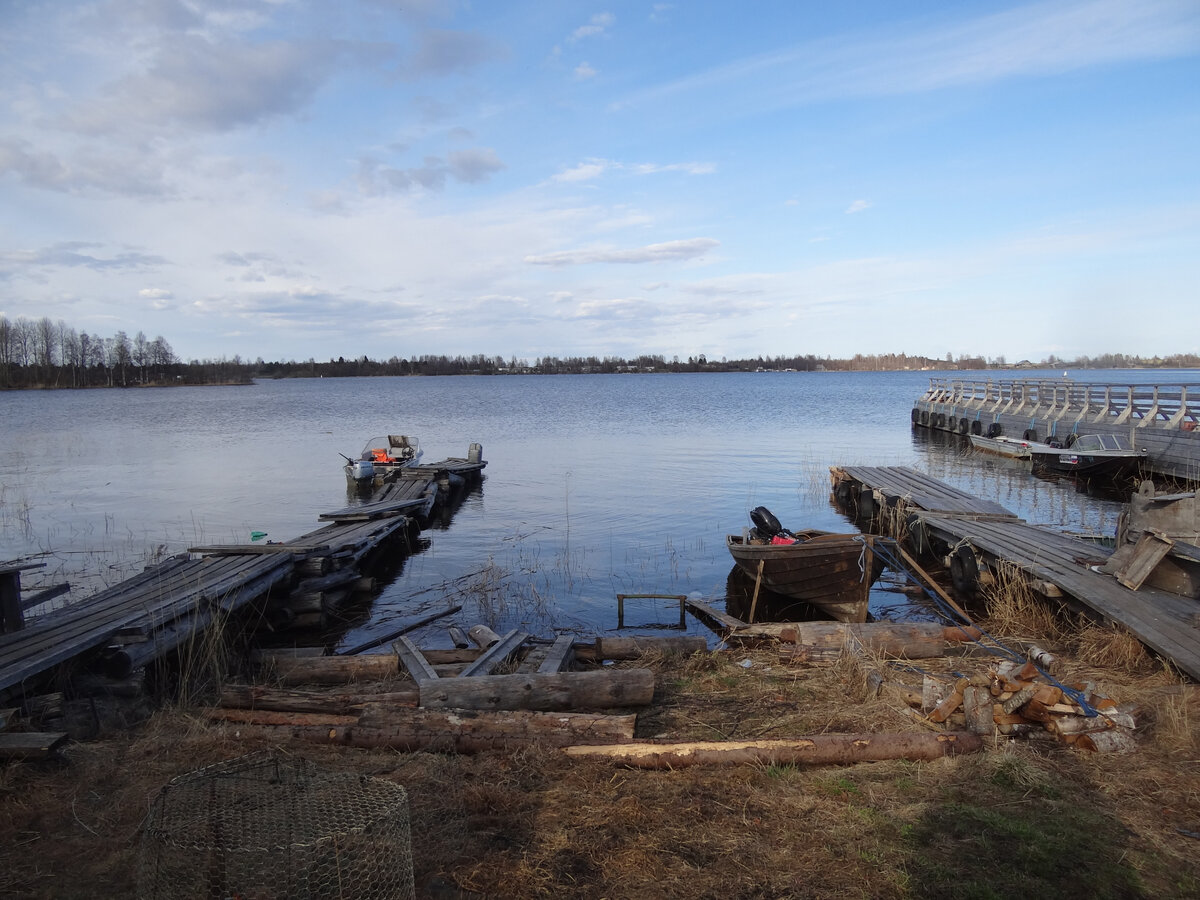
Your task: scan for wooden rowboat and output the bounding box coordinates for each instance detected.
[726,512,883,623]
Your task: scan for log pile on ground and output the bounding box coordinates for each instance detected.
[868,652,1141,752]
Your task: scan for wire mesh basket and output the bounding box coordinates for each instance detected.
[137,752,414,899]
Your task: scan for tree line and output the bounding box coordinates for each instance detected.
[2,313,1197,390]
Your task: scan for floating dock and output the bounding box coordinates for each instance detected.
[830,465,1200,681]
[911,376,1200,482]
[0,449,487,704]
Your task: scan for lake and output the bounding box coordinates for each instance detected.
[0,370,1145,649]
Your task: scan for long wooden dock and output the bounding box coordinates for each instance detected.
[0,447,487,702]
[831,465,1200,681]
[911,376,1200,482]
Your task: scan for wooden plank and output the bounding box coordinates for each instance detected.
[393,636,439,684]
[684,598,745,632]
[1116,532,1174,591]
[0,732,68,759]
[459,629,529,677]
[0,707,19,731]
[537,635,576,674]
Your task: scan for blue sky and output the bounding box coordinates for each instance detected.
[1,0,1197,363]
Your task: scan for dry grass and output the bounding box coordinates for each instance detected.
[1,628,1198,899]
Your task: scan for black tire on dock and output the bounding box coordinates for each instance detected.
[906,513,931,556]
[911,408,920,424]
[1023,429,1037,441]
[935,413,945,429]
[950,547,980,596]
[971,420,982,435]
[987,422,1002,438]
[858,487,876,519]
[1065,432,1077,447]
[834,480,855,510]
[920,410,929,426]
[959,417,969,434]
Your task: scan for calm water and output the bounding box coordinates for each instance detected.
[0,370,1163,649]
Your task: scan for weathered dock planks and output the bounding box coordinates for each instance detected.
[0,553,294,694]
[831,465,1019,519]
[832,464,1200,681]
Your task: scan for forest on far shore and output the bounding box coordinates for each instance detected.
[2,313,1197,390]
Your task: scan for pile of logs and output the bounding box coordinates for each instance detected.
[208,631,695,753]
[873,653,1139,752]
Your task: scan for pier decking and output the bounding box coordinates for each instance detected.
[831,465,1200,680]
[0,450,486,701]
[911,377,1200,482]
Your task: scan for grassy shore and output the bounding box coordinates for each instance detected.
[1,595,1197,899]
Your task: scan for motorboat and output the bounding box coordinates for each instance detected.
[343,435,422,484]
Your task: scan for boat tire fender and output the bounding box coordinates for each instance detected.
[959,417,969,434]
[1023,429,1037,441]
[950,547,980,596]
[986,422,1002,438]
[911,408,920,424]
[971,420,982,436]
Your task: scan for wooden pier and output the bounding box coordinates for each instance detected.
[830,465,1200,680]
[911,376,1200,482]
[0,448,487,706]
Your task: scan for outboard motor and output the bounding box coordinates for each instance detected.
[749,506,784,539]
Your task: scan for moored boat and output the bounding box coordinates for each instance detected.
[968,433,1033,459]
[1027,433,1147,482]
[726,507,883,623]
[343,435,423,484]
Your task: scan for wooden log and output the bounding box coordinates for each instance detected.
[562,731,984,768]
[928,678,968,723]
[262,652,399,685]
[468,624,501,648]
[204,708,360,728]
[594,635,707,659]
[739,622,951,659]
[297,556,332,577]
[0,732,68,759]
[338,605,463,656]
[258,708,637,752]
[1076,729,1138,753]
[963,685,994,734]
[219,684,418,714]
[419,669,655,711]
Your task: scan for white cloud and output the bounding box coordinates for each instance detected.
[552,159,615,182]
[525,238,718,266]
[138,288,173,300]
[575,62,597,79]
[568,13,615,43]
[845,200,871,214]
[616,0,1200,112]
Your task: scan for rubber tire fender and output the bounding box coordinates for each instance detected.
[987,422,1002,438]
[1023,429,1037,441]
[971,420,982,436]
[950,546,980,596]
[959,417,969,434]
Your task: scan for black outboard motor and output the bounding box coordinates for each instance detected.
[750,506,788,540]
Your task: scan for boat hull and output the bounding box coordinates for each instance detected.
[968,434,1032,459]
[726,531,881,623]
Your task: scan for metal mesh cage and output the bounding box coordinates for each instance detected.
[137,752,414,899]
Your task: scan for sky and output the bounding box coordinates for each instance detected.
[1,0,1198,364]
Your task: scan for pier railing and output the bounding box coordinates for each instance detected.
[920,378,1200,429]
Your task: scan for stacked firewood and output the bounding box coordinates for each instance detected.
[897,655,1140,752]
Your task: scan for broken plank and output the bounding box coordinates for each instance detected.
[0,732,68,759]
[459,629,529,677]
[537,634,576,674]
[393,636,439,684]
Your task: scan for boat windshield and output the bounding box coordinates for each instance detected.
[1074,434,1129,452]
